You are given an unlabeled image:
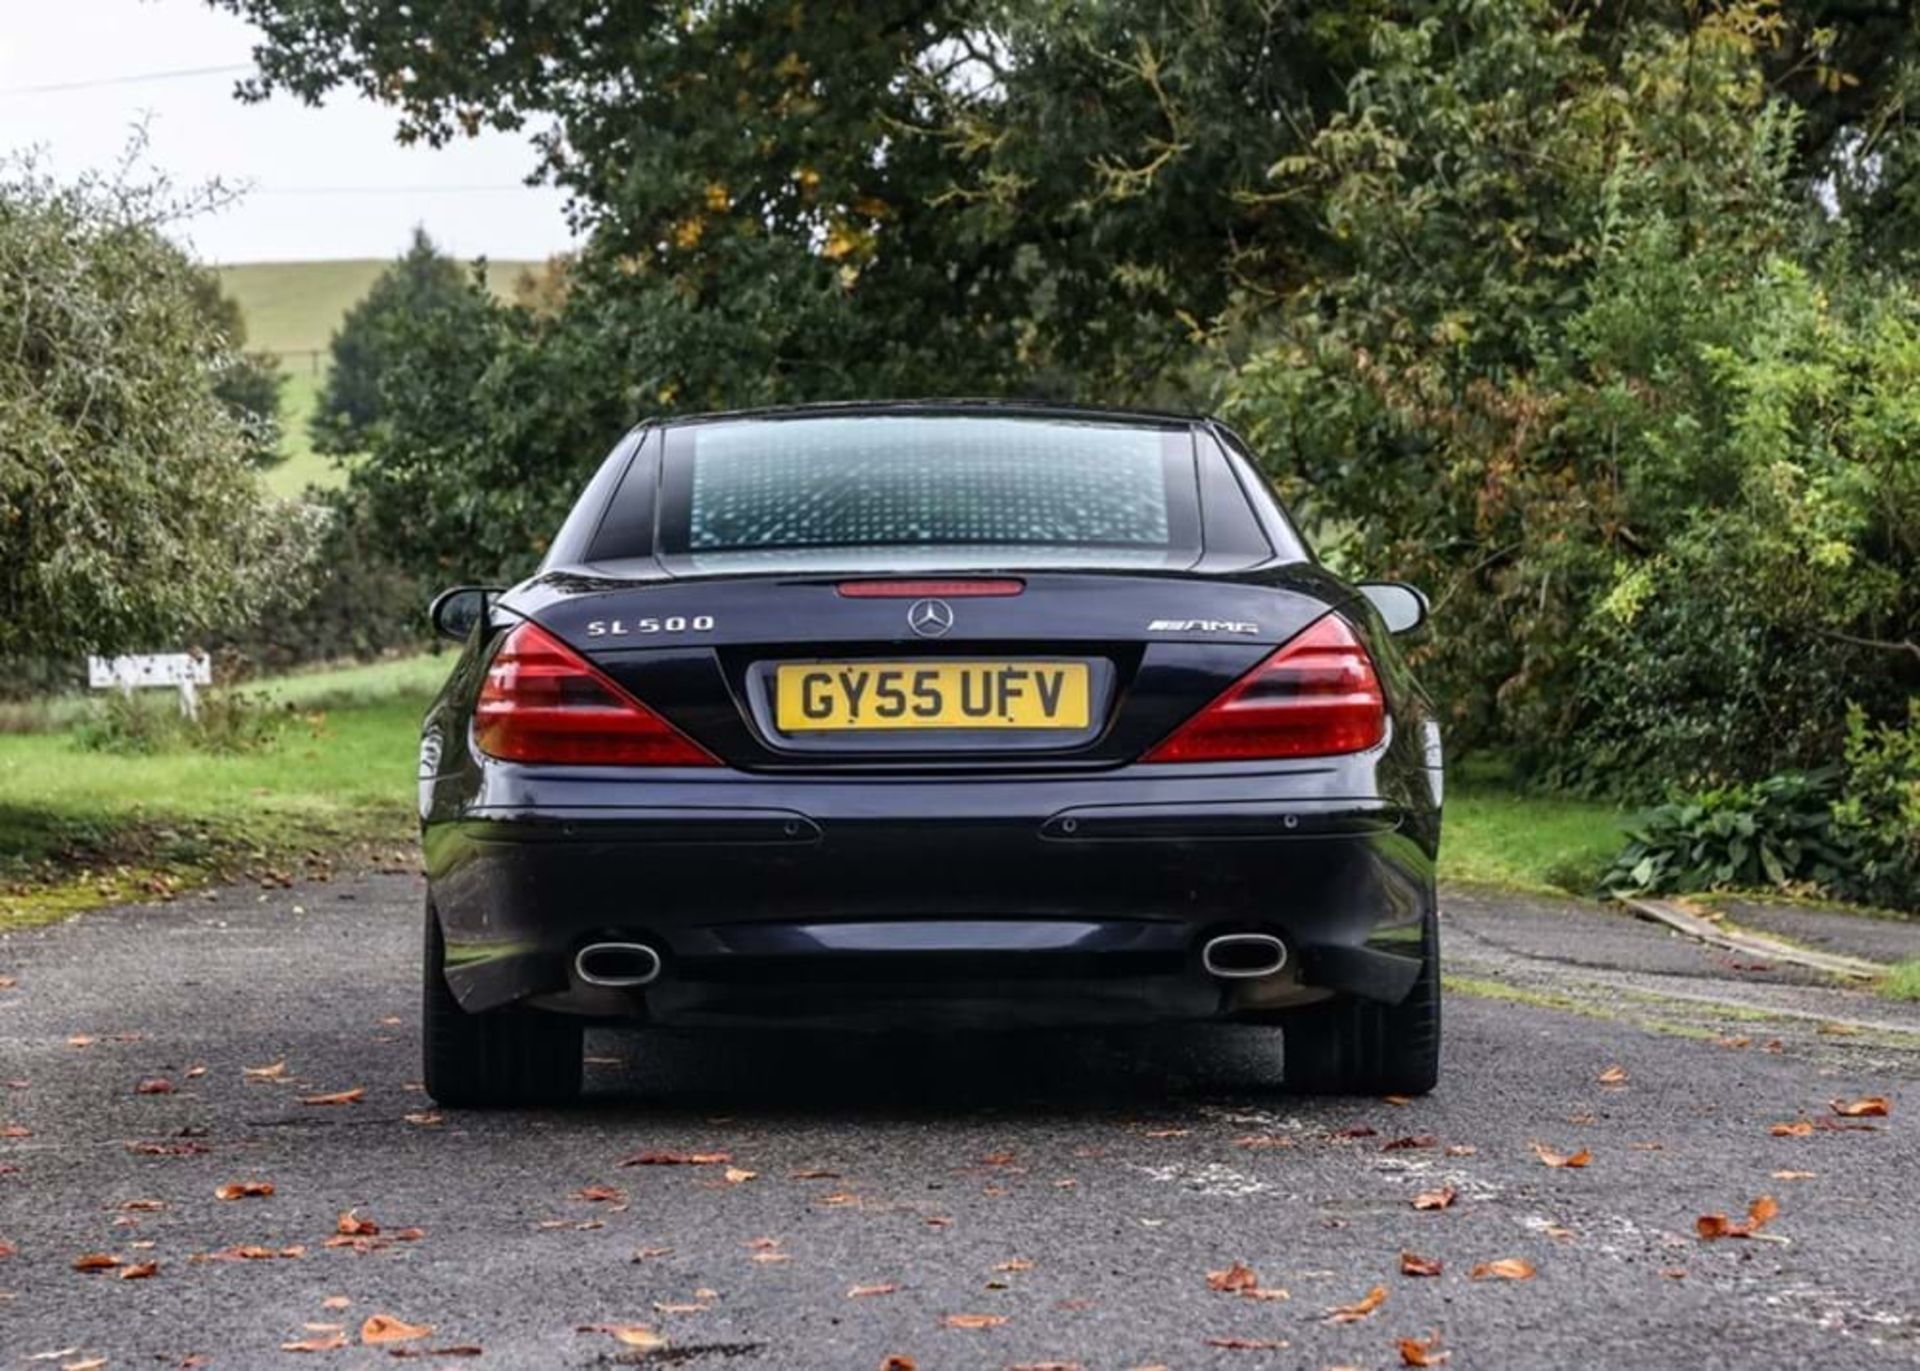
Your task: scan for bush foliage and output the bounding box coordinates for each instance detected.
[0,157,295,659]
[1601,770,1854,900]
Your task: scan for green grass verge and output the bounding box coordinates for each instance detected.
[1439,784,1626,895]
[0,652,450,736]
[0,692,429,930]
[245,652,452,709]
[1881,960,1920,1002]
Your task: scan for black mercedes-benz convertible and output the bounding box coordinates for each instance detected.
[418,402,1443,1106]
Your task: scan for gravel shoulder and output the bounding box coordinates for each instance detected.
[0,872,1913,1367]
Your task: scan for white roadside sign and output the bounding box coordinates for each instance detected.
[87,651,212,717]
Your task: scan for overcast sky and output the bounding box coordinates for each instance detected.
[1,0,576,264]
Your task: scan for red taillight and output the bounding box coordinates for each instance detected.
[1142,614,1386,763]
[837,579,1025,598]
[474,622,719,767]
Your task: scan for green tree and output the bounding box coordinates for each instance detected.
[313,228,490,454]
[0,159,298,658]
[1217,1,1916,786]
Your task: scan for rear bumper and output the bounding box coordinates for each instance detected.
[424,767,1437,1027]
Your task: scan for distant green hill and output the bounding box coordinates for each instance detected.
[214,258,542,496]
[216,258,542,357]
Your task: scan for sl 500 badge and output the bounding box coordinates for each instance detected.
[587,615,715,637]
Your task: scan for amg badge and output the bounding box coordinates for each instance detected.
[1147,619,1259,634]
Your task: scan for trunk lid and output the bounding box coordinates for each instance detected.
[515,571,1340,770]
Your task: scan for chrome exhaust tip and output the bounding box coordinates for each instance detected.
[575,941,663,988]
[1202,933,1288,980]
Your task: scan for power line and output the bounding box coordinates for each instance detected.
[0,63,253,98]
[249,184,538,196]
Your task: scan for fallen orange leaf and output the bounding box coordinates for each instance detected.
[282,1334,348,1353]
[193,1243,302,1262]
[1206,1261,1259,1293]
[1830,1096,1890,1118]
[607,1325,668,1350]
[244,1060,289,1080]
[336,1209,379,1237]
[215,1180,274,1201]
[1772,1170,1816,1180]
[300,1087,365,1106]
[1470,1258,1537,1281]
[1533,1142,1593,1169]
[571,1184,626,1204]
[994,1258,1035,1272]
[1401,1333,1451,1366]
[1412,1186,1457,1211]
[72,1252,122,1271]
[135,1078,174,1096]
[880,1357,916,1371]
[1400,1251,1443,1277]
[848,1283,898,1298]
[1770,1121,1814,1137]
[1597,1065,1629,1085]
[387,1347,484,1360]
[1325,1284,1388,1322]
[619,1150,730,1166]
[1697,1194,1779,1241]
[119,1261,159,1280]
[722,1167,757,1184]
[943,1313,1009,1329]
[361,1313,434,1345]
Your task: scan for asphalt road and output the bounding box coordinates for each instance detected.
[2,873,1915,1368]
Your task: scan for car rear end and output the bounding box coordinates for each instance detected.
[418,406,1443,1103]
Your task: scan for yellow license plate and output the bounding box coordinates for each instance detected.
[775,661,1091,732]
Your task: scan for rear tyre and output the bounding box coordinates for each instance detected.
[1281,912,1441,1096]
[423,899,583,1108]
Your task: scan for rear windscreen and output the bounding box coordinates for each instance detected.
[648,415,1199,574]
